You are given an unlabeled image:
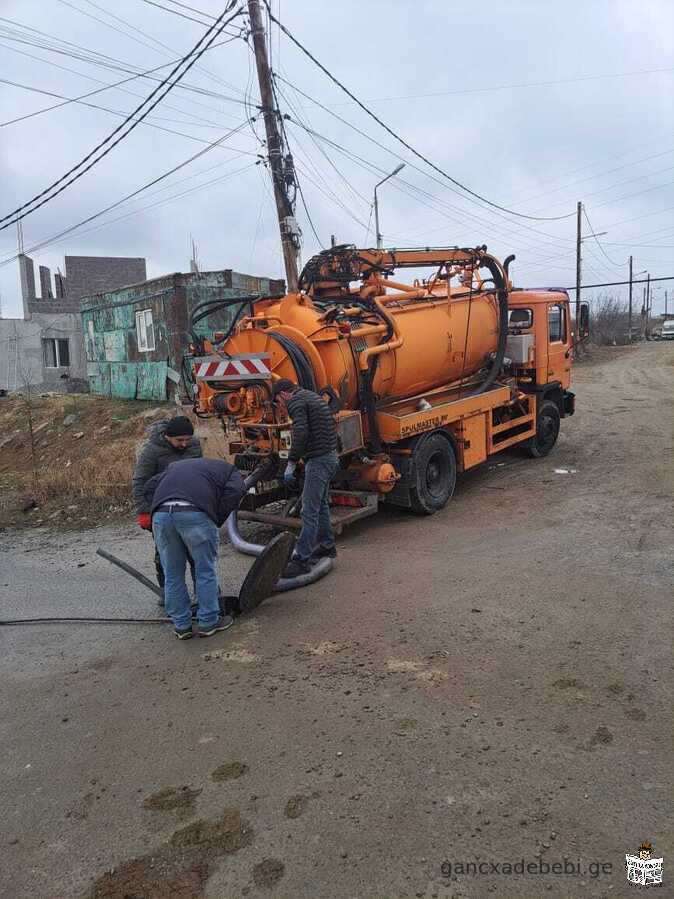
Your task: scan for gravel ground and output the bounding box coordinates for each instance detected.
[1,342,672,899]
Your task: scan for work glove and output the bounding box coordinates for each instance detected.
[283,461,297,485]
[137,513,152,531]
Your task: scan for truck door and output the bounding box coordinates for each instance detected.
[547,301,570,387]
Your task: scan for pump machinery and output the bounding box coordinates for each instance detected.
[188,245,587,532]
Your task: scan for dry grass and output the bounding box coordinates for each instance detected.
[38,438,138,503]
[0,393,172,528]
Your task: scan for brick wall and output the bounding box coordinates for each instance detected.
[64,256,147,300]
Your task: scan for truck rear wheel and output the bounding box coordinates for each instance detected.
[409,433,457,515]
[526,400,561,458]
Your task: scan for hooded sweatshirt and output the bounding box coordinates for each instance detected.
[132,419,202,513]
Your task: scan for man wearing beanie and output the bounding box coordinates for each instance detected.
[132,416,202,593]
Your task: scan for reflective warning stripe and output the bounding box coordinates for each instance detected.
[193,355,270,380]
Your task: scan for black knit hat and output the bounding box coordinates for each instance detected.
[272,378,297,399]
[164,416,194,437]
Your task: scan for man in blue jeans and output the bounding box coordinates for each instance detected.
[142,458,246,640]
[272,379,339,578]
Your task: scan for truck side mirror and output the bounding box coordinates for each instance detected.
[579,302,590,339]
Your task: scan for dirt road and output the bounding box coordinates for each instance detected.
[1,343,672,898]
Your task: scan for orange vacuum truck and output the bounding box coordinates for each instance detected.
[189,245,587,532]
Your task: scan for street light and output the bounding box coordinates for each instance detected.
[374,163,405,249]
[579,230,608,242]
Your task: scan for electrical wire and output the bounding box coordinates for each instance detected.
[0,122,252,267]
[139,0,213,27]
[0,74,238,131]
[0,4,243,230]
[0,16,248,110]
[264,4,574,223]
[0,38,249,128]
[275,74,579,253]
[282,112,581,260]
[330,64,674,105]
[0,617,170,625]
[0,38,245,131]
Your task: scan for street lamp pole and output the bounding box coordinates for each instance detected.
[374,163,405,249]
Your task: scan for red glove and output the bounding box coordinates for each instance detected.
[137,513,152,531]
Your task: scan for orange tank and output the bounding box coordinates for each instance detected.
[216,281,499,406]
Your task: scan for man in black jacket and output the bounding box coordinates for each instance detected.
[142,458,246,639]
[273,379,339,577]
[132,416,202,591]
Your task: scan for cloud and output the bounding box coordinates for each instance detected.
[1,0,673,318]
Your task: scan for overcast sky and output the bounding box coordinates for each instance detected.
[1,0,673,319]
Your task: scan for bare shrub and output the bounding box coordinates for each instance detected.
[39,438,137,503]
[590,293,631,345]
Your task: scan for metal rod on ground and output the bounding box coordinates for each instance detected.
[96,548,164,598]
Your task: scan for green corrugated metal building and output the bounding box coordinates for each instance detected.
[80,269,284,400]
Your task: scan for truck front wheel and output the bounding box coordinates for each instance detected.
[526,400,561,458]
[409,433,457,515]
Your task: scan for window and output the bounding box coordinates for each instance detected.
[135,309,155,352]
[548,304,566,343]
[508,308,533,329]
[42,337,70,368]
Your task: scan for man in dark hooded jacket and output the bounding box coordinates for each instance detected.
[132,416,202,591]
[142,458,246,639]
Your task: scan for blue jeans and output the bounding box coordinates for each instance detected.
[295,451,339,563]
[153,510,220,629]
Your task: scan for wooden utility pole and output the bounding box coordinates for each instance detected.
[575,201,582,335]
[627,255,633,342]
[665,290,669,318]
[646,272,651,335]
[247,0,299,291]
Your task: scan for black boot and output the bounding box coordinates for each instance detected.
[282,558,311,578]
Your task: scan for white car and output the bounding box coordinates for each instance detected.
[661,320,674,340]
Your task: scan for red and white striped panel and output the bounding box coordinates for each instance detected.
[193,355,271,380]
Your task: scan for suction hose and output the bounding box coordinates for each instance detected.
[472,253,510,395]
[226,468,334,592]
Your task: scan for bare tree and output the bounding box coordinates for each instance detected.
[589,293,630,346]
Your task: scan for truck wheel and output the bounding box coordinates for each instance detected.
[409,433,457,515]
[526,400,561,458]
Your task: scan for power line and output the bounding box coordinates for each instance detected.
[0,14,247,106]
[139,0,213,26]
[54,0,245,101]
[0,121,252,266]
[329,65,674,105]
[582,207,628,268]
[556,275,674,291]
[275,72,579,253]
[0,3,243,230]
[0,74,237,131]
[0,35,248,127]
[264,4,574,223]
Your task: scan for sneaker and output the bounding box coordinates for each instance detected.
[174,625,193,640]
[197,614,234,637]
[313,544,337,560]
[282,558,311,578]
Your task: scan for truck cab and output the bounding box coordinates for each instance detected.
[506,289,576,415]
